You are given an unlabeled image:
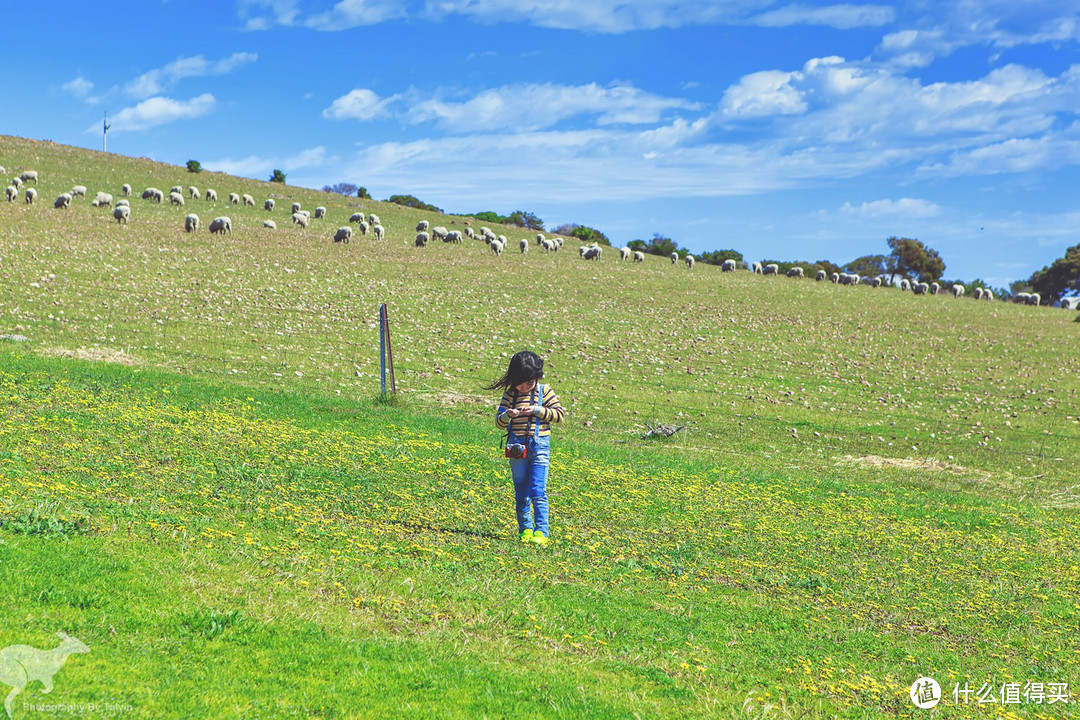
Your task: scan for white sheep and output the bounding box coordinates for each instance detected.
[983,288,994,301]
[497,234,508,247]
[113,205,130,224]
[830,272,840,283]
[973,288,984,300]
[900,279,911,291]
[373,224,385,241]
[229,192,241,205]
[633,250,645,263]
[751,261,763,274]
[1027,292,1041,306]
[582,245,602,261]
[242,194,255,207]
[184,213,200,233]
[520,238,530,254]
[168,191,185,206]
[763,263,778,275]
[141,187,159,200]
[1013,292,1031,304]
[540,238,556,252]
[415,232,430,247]
[291,202,301,213]
[350,213,365,224]
[416,220,429,233]
[265,199,275,212]
[670,251,678,264]
[1061,297,1080,310]
[432,226,449,242]
[188,186,200,200]
[358,220,370,236]
[444,230,461,243]
[464,226,476,240]
[490,238,505,256]
[152,189,164,203]
[11,177,22,190]
[115,198,130,208]
[952,284,965,298]
[913,282,929,295]
[723,259,737,272]
[314,206,326,218]
[292,213,309,228]
[815,269,826,281]
[71,185,87,198]
[368,213,380,226]
[5,186,17,202]
[685,255,696,270]
[209,216,232,234]
[333,226,353,244]
[121,183,132,197]
[786,266,803,278]
[619,246,631,261]
[19,171,38,184]
[24,188,37,205]
[263,220,276,229]
[91,192,112,207]
[930,282,940,295]
[480,227,495,241]
[53,193,72,209]
[205,189,218,202]
[870,277,883,288]
[170,185,183,195]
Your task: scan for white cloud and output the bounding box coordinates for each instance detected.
[839,198,942,218]
[62,76,94,98]
[304,0,404,30]
[323,89,398,121]
[126,53,258,99]
[720,70,807,118]
[99,94,216,133]
[207,146,330,178]
[750,3,895,29]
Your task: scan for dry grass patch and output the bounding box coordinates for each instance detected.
[42,345,138,366]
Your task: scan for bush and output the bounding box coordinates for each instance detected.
[186,160,202,174]
[323,182,358,196]
[269,169,286,184]
[387,195,442,213]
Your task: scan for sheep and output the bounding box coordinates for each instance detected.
[141,187,159,200]
[930,282,940,295]
[416,220,430,233]
[415,232,430,247]
[983,288,994,301]
[228,192,241,205]
[0,165,4,175]
[242,194,255,207]
[292,213,310,228]
[870,277,883,288]
[53,193,72,209]
[952,284,965,298]
[170,185,183,195]
[168,191,185,206]
[444,230,461,243]
[633,250,645,263]
[670,251,679,264]
[913,282,929,295]
[1013,292,1031,304]
[121,183,132,197]
[373,224,385,241]
[1027,292,1041,306]
[368,213,380,226]
[497,234,508,247]
[583,245,602,261]
[5,185,17,202]
[205,189,218,202]
[480,227,495,242]
[314,206,326,218]
[11,177,22,190]
[432,226,449,242]
[188,186,200,200]
[830,272,839,283]
[553,236,564,250]
[722,259,737,272]
[297,209,311,219]
[350,213,365,224]
[184,213,200,233]
[763,263,779,275]
[113,205,130,224]
[490,238,505,256]
[152,189,164,203]
[686,255,696,270]
[619,246,631,261]
[815,269,826,281]
[291,202,301,214]
[265,198,275,212]
[786,266,803,278]
[19,170,38,184]
[358,220,370,236]
[973,287,984,301]
[520,238,530,254]
[115,198,130,208]
[333,226,353,244]
[540,238,557,252]
[1061,297,1080,310]
[263,220,276,229]
[209,216,232,234]
[91,192,113,207]
[464,226,476,240]
[71,185,87,198]
[24,188,37,205]
[838,272,858,285]
[899,279,910,291]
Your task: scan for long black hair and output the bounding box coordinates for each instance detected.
[483,350,545,393]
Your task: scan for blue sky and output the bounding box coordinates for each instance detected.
[7,1,1080,287]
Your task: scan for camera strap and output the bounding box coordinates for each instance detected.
[501,384,545,448]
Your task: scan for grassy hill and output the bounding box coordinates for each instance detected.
[0,134,1078,718]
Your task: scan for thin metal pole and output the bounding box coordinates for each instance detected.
[379,303,387,394]
[385,305,396,394]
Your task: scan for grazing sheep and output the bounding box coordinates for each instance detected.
[973,287,984,300]
[53,193,72,209]
[368,213,380,226]
[1013,292,1031,304]
[930,282,940,295]
[415,232,430,247]
[1027,292,1041,306]
[184,213,200,233]
[11,177,22,190]
[481,227,495,241]
[913,282,929,295]
[830,272,839,283]
[19,171,38,184]
[497,235,508,247]
[228,192,240,205]
[520,238,530,254]
[188,186,200,200]
[540,238,556,252]
[1061,297,1080,310]
[952,284,965,298]
[205,189,218,202]
[870,277,883,288]
[141,187,159,200]
[5,185,17,202]
[633,250,645,263]
[152,189,164,203]
[815,269,826,281]
[619,246,631,261]
[350,213,365,224]
[444,230,461,243]
[722,259,737,272]
[242,194,255,207]
[583,245,602,261]
[113,205,130,224]
[24,188,37,205]
[263,220,276,229]
[358,220,370,236]
[900,279,911,291]
[264,199,275,212]
[314,206,326,218]
[686,255,696,270]
[91,192,112,207]
[115,199,130,208]
[670,251,679,264]
[291,213,309,228]
[786,266,803,278]
[373,224,385,241]
[170,185,183,195]
[121,183,132,197]
[983,288,994,301]
[291,202,301,214]
[209,216,232,235]
[431,226,449,242]
[464,226,476,240]
[416,220,430,233]
[490,239,505,256]
[333,226,353,244]
[71,185,87,198]
[168,191,185,206]
[763,263,779,275]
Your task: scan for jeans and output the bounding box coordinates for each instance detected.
[508,434,550,536]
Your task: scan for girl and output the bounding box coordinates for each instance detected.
[485,351,565,545]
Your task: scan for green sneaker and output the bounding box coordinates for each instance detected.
[519,529,534,543]
[531,531,549,546]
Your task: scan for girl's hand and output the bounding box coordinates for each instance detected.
[505,408,523,418]
[523,406,542,417]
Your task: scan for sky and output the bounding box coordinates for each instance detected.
[6,1,1080,288]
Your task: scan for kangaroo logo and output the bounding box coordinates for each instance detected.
[0,632,90,718]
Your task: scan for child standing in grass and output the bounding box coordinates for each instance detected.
[485,351,565,546]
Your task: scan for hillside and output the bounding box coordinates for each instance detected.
[0,134,1078,717]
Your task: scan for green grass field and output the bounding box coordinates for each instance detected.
[1,134,1078,718]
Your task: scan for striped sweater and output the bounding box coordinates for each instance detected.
[495,384,565,437]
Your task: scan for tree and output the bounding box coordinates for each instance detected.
[570,225,611,246]
[506,210,545,231]
[1026,243,1080,303]
[186,160,202,174]
[269,169,286,184]
[845,254,888,278]
[886,237,945,283]
[387,194,442,213]
[698,249,743,266]
[323,182,358,196]
[357,186,371,200]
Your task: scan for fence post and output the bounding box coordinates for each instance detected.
[379,303,396,395]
